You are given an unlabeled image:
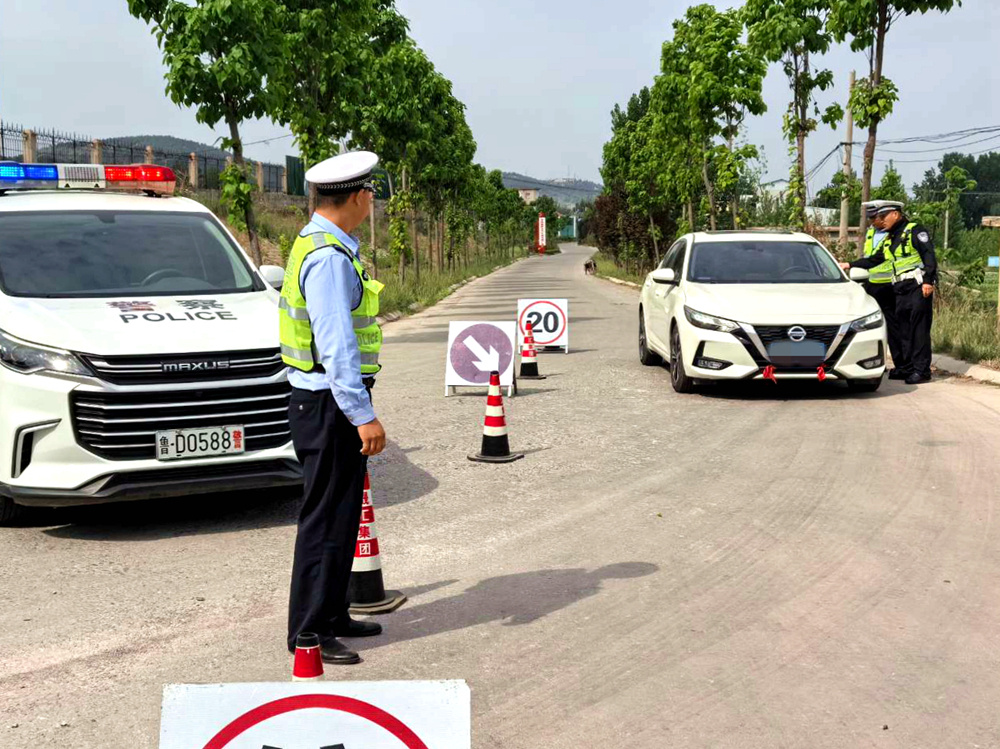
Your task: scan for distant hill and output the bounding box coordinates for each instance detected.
[502,172,602,209]
[110,135,232,160]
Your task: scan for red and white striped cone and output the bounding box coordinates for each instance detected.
[519,322,546,380]
[468,371,524,464]
[347,473,407,615]
[292,632,324,681]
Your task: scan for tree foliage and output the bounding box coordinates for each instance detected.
[127,0,285,264]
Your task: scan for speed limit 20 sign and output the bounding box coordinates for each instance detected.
[517,298,569,353]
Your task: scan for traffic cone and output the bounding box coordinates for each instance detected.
[468,371,524,463]
[519,322,546,380]
[292,632,324,681]
[348,473,407,615]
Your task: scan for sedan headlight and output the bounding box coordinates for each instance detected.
[684,306,740,333]
[850,310,884,332]
[0,328,90,375]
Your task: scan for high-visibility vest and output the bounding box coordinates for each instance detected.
[279,232,384,375]
[862,227,894,284]
[887,222,924,279]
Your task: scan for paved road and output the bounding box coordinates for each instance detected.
[3,242,1000,748]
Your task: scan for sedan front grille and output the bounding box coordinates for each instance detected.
[71,382,292,461]
[753,325,841,346]
[80,349,284,385]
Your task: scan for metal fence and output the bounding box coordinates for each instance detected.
[0,121,290,194]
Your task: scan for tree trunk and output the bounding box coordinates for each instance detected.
[701,151,717,231]
[648,212,660,264]
[860,0,889,238]
[687,200,695,232]
[226,115,262,266]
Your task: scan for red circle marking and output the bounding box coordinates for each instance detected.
[201,694,430,749]
[518,301,567,346]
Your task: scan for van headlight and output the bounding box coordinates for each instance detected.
[0,329,90,375]
[850,310,884,332]
[684,306,740,333]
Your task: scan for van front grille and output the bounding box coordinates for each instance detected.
[70,382,292,461]
[80,349,284,385]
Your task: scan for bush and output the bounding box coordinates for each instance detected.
[933,283,1000,365]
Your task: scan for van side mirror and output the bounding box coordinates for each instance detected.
[260,265,285,290]
[849,267,870,282]
[651,268,677,284]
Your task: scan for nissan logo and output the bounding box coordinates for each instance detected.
[787,326,807,342]
[162,361,231,373]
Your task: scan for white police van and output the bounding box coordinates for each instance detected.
[0,162,299,523]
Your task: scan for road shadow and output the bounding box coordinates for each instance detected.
[369,442,439,508]
[41,439,436,540]
[696,379,897,402]
[357,562,659,651]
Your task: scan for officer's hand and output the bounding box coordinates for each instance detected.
[838,262,850,271]
[922,283,934,298]
[358,418,386,456]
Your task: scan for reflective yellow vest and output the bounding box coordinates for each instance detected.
[886,222,924,279]
[279,232,384,375]
[862,227,894,284]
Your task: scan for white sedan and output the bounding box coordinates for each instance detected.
[638,231,888,393]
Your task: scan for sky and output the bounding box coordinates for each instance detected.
[2,0,999,198]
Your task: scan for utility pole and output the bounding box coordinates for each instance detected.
[839,70,855,256]
[944,208,950,251]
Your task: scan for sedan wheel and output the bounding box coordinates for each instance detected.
[669,324,696,393]
[638,310,662,366]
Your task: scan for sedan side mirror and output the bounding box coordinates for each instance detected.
[260,264,285,290]
[848,267,870,282]
[651,268,677,285]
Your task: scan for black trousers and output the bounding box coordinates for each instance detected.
[864,281,904,369]
[287,387,368,651]
[894,281,934,378]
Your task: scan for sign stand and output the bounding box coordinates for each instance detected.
[445,321,518,397]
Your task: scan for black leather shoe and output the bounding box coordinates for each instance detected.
[333,617,383,638]
[905,372,931,385]
[888,369,909,380]
[320,638,362,665]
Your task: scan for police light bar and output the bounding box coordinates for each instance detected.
[0,162,176,195]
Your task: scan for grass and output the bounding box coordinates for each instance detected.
[933,281,1000,368]
[591,251,649,286]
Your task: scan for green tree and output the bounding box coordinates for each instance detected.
[661,5,767,230]
[744,0,843,229]
[128,0,284,264]
[828,0,963,232]
[872,161,908,202]
[270,1,407,211]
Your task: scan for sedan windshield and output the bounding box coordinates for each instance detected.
[688,240,845,284]
[0,210,260,298]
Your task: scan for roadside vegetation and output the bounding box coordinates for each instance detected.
[578,0,998,366]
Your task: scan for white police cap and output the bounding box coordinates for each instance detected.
[862,199,904,217]
[305,151,379,194]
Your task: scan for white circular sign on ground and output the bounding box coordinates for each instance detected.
[159,681,470,749]
[517,299,569,352]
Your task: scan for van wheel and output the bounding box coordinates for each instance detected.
[0,496,27,526]
[670,324,696,393]
[639,310,662,366]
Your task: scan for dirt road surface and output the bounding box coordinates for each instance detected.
[3,243,1000,748]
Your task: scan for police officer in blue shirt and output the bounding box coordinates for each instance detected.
[279,151,387,665]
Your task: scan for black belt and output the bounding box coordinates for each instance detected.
[306,365,375,389]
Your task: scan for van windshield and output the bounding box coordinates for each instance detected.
[0,210,260,298]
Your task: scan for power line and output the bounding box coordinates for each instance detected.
[875,131,1000,155]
